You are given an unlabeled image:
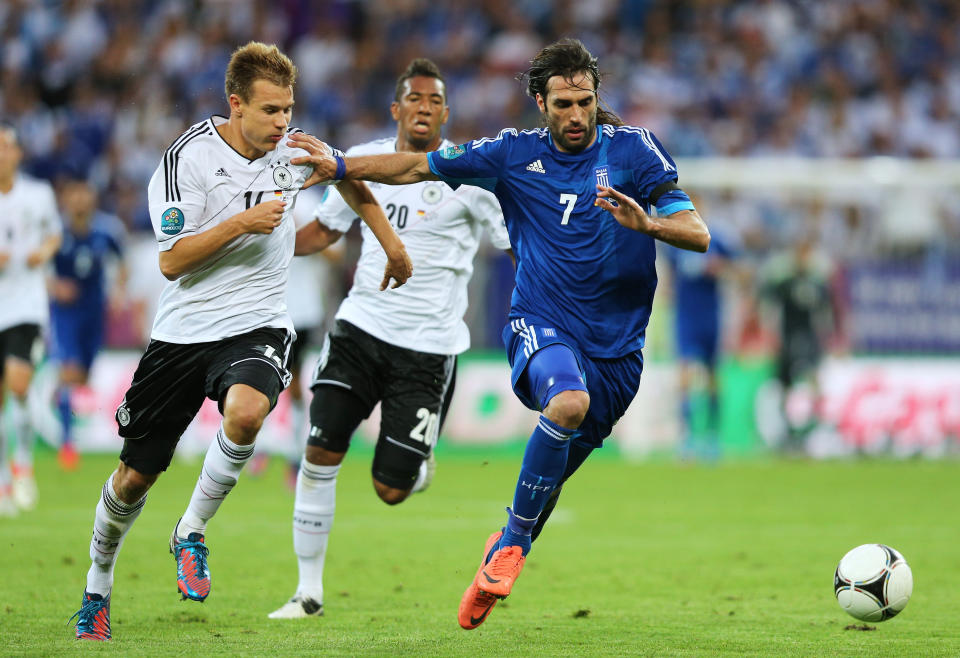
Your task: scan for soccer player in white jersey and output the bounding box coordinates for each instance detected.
[268,58,511,619]
[0,123,61,517]
[71,42,412,642]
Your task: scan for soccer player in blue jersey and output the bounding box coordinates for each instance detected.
[665,221,737,460]
[290,38,710,629]
[50,179,126,470]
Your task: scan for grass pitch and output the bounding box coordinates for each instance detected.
[3,448,959,656]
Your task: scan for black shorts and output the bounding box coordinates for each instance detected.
[0,323,43,377]
[308,320,455,489]
[117,327,292,475]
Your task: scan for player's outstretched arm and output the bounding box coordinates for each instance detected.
[158,199,286,280]
[294,219,343,256]
[288,132,437,187]
[336,179,413,289]
[595,185,710,253]
[26,233,62,268]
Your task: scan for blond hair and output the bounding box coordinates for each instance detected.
[224,42,297,102]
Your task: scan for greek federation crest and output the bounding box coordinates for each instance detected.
[595,166,610,188]
[422,184,443,204]
[273,164,294,189]
[160,207,184,235]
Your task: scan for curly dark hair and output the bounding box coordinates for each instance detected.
[519,38,623,126]
[395,58,446,103]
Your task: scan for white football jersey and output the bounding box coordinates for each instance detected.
[0,174,61,330]
[146,116,314,343]
[315,138,510,355]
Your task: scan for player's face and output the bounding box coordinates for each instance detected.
[391,76,449,151]
[537,72,598,154]
[232,79,294,156]
[61,181,97,227]
[0,130,22,179]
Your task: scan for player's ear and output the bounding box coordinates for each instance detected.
[390,102,400,121]
[440,105,450,125]
[228,93,243,117]
[535,93,546,114]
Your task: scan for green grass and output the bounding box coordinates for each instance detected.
[3,451,959,656]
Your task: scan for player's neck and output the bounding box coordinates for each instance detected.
[0,172,14,193]
[218,119,265,161]
[394,132,442,154]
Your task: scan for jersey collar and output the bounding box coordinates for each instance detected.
[209,115,273,166]
[545,124,602,159]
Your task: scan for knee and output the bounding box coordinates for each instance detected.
[304,444,346,467]
[222,392,269,443]
[543,390,590,429]
[373,479,409,505]
[114,463,156,503]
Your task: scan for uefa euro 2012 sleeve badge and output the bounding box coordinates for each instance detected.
[440,144,465,159]
[160,207,184,235]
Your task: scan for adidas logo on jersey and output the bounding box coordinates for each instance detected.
[214,168,230,177]
[525,159,546,174]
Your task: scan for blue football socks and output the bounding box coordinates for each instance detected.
[57,386,74,445]
[501,415,573,555]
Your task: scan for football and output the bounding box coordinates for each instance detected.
[834,544,913,622]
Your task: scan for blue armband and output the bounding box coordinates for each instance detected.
[333,155,346,181]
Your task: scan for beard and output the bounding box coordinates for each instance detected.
[546,113,597,154]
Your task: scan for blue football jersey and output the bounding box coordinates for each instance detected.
[427,124,693,358]
[667,226,737,330]
[53,216,123,308]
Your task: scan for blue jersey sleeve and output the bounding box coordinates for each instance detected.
[628,128,695,216]
[426,129,515,192]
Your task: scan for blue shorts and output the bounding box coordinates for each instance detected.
[503,317,644,447]
[675,316,719,366]
[51,306,104,371]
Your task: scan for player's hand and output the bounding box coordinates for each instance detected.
[236,199,286,234]
[287,132,337,189]
[595,185,655,234]
[50,277,80,303]
[380,244,413,290]
[25,249,46,268]
[0,251,9,271]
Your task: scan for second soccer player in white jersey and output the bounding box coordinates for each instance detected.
[268,58,512,619]
[71,42,412,641]
[0,123,61,517]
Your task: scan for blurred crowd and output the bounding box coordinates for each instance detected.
[1,0,958,352]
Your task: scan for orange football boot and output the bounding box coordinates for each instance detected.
[458,531,503,629]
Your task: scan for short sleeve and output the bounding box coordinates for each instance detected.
[313,185,357,233]
[36,183,61,241]
[147,154,208,252]
[628,129,682,204]
[426,129,515,191]
[468,187,510,250]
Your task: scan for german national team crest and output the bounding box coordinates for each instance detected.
[273,164,294,189]
[160,207,184,235]
[595,166,609,188]
[440,144,465,159]
[422,184,442,204]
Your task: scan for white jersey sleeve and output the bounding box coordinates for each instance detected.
[313,185,356,233]
[465,186,511,251]
[147,145,209,252]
